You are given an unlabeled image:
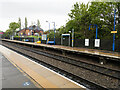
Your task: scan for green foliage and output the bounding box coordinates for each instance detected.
[2,29,12,38]
[9,22,20,32]
[66,2,90,39]
[37,19,41,28]
[88,2,119,39]
[47,26,66,38]
[9,22,20,37]
[25,17,27,28]
[54,2,119,39]
[47,30,54,38]
[2,22,20,38]
[18,17,21,30]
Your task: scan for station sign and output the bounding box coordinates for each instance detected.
[111,31,117,34]
[28,32,30,36]
[85,39,89,46]
[42,34,47,40]
[95,39,100,47]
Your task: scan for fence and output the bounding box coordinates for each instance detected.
[13,37,120,52]
[74,39,120,52]
[50,38,120,52]
[14,37,35,42]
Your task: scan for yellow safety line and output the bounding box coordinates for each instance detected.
[1,49,58,88]
[3,54,42,88]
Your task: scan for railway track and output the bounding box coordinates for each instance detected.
[2,41,120,89]
[15,43,120,80]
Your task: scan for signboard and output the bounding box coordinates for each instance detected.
[28,32,30,36]
[42,34,47,40]
[111,31,117,34]
[95,39,100,47]
[35,33,39,36]
[62,34,70,36]
[12,36,14,40]
[85,39,89,46]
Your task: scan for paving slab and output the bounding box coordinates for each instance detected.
[0,44,85,89]
[0,52,42,89]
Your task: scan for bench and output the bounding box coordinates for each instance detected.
[48,41,54,44]
[25,39,29,42]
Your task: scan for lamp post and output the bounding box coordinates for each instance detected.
[52,22,55,45]
[68,29,74,47]
[113,9,116,51]
[72,29,74,47]
[46,21,50,33]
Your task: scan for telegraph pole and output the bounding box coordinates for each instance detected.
[112,9,116,51]
[72,29,74,47]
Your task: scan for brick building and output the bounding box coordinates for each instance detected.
[17,25,44,36]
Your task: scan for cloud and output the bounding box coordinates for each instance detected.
[0,0,90,31]
[1,1,73,17]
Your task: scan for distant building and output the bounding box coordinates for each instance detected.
[17,25,44,36]
[0,30,4,39]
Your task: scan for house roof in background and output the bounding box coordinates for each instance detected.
[17,25,44,32]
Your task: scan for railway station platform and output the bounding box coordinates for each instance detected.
[2,39,119,59]
[0,45,85,89]
[0,52,41,89]
[42,44,119,59]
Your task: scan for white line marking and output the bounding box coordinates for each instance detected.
[20,53,86,88]
[3,45,86,88]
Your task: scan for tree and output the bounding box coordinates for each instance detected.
[9,22,20,32]
[88,2,120,39]
[37,19,41,28]
[18,17,21,30]
[67,2,90,39]
[25,17,27,29]
[9,22,20,38]
[114,2,120,39]
[65,1,119,39]
[3,22,19,39]
[24,17,28,35]
[53,1,119,40]
[2,29,12,39]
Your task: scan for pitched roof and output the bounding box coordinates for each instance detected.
[29,26,43,31]
[17,25,44,32]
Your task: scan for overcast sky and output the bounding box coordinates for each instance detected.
[0,0,90,32]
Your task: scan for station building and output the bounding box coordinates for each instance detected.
[17,25,44,36]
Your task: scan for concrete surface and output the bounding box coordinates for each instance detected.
[2,39,119,58]
[0,52,42,89]
[0,45,85,89]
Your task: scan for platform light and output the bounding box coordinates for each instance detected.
[46,21,50,33]
[69,31,71,33]
[52,22,56,45]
